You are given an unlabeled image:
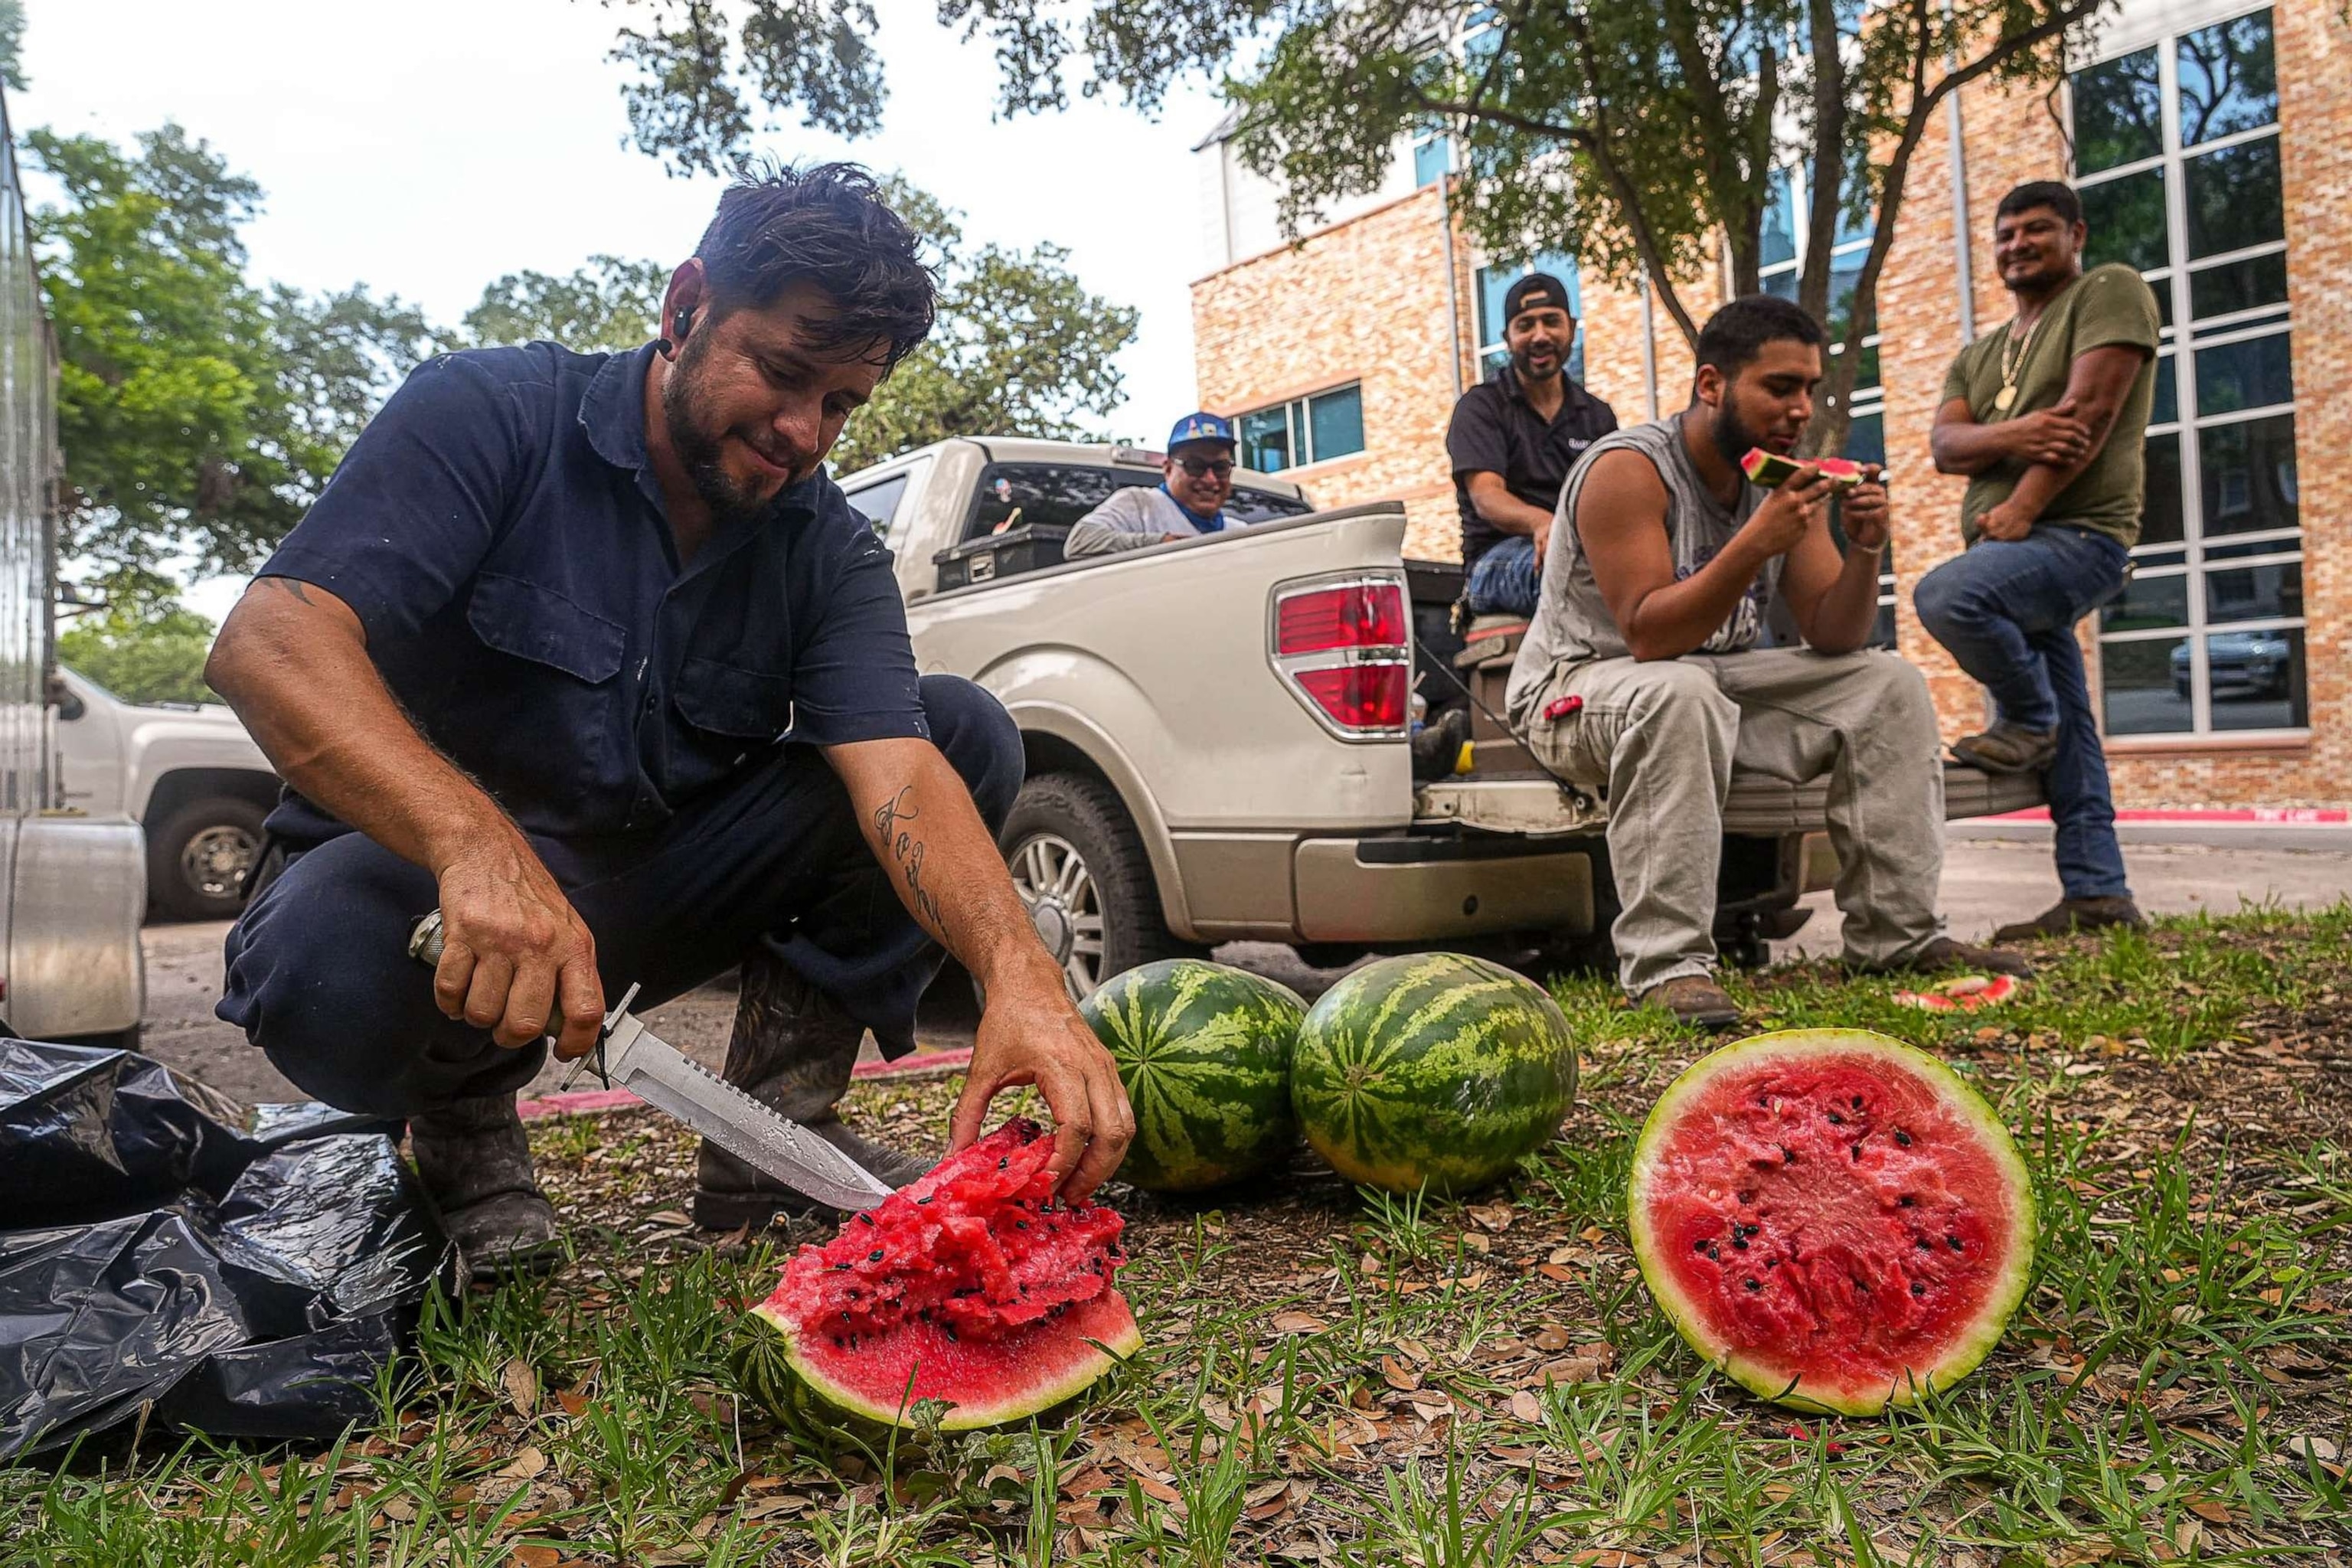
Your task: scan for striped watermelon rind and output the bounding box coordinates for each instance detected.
[1080,959,1307,1193]
[1290,953,1579,1197]
[1628,1028,2037,1416]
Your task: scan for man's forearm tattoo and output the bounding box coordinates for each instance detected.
[873,786,946,936]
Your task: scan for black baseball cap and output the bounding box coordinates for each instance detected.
[1504,272,1574,322]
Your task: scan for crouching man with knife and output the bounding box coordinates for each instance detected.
[204,165,1133,1272]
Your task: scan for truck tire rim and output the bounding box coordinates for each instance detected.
[1008,832,1105,998]
[182,825,260,901]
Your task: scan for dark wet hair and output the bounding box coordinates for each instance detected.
[1995,179,2083,228]
[1694,294,1828,380]
[694,162,936,369]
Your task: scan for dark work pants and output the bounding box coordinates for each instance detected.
[1913,527,2133,902]
[217,675,1022,1119]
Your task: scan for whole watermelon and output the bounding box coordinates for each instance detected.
[1292,953,1577,1196]
[1079,959,1307,1192]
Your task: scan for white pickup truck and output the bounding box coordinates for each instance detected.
[52,668,280,922]
[842,437,2040,996]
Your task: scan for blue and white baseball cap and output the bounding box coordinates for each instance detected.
[1166,411,1236,451]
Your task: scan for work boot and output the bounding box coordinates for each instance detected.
[408,1093,562,1279]
[693,948,933,1231]
[1950,720,2059,776]
[1639,974,1743,1029]
[1861,936,2036,982]
[1993,896,2148,945]
[1411,708,1472,782]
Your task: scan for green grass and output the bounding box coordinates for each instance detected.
[7,907,2350,1565]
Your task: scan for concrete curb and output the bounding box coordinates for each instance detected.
[516,1045,975,1120]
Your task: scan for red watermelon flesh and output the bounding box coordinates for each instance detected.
[1741,447,1869,488]
[1893,975,2020,1012]
[751,1119,1142,1429]
[1629,1031,2034,1415]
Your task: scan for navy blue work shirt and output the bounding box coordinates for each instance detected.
[258,341,929,844]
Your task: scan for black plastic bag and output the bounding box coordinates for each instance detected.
[0,1039,452,1461]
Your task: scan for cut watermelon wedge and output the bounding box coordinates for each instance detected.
[743,1120,1141,1432]
[1628,1029,2036,1416]
[1893,975,2022,1013]
[1741,448,1868,488]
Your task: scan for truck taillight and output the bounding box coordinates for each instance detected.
[1268,573,1413,739]
[1276,583,1407,655]
[1293,663,1410,730]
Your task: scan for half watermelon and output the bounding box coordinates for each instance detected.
[1628,1029,2035,1416]
[744,1120,1142,1431]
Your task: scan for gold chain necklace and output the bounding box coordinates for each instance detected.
[1993,309,2043,414]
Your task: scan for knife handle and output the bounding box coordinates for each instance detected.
[408,910,446,968]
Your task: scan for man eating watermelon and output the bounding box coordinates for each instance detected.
[201,164,1134,1273]
[1505,296,2031,1027]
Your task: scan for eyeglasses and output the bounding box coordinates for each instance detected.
[1175,457,1234,479]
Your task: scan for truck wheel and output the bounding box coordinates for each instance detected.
[149,796,268,923]
[999,773,1200,1000]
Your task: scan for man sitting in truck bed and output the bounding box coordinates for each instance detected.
[1064,413,1243,557]
[1507,296,2030,1027]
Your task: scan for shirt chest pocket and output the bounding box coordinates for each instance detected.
[674,657,795,740]
[467,573,628,684]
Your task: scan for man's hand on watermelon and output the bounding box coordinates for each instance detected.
[1839,466,1891,553]
[828,734,1137,1201]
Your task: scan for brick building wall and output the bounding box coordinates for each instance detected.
[1187,0,2351,806]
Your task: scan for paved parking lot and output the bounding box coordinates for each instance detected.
[139,828,2352,1110]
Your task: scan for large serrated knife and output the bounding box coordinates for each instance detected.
[409,911,895,1212]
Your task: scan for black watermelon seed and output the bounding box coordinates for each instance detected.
[1896,1131,1913,1148]
[868,1249,884,1262]
[1015,1220,1027,1230]
[1693,1238,1710,1253]
[1851,1145,1863,1161]
[1851,1096,1864,1109]
[1782,1146,1798,1165]
[1732,1236,1749,1251]
[916,1196,932,1205]
[1827,1112,1844,1125]
[1911,1282,1927,1298]
[1706,1244,1720,1259]
[1948,1236,1965,1251]
[1897,1196,1916,1208]
[1743,1223,1759,1236]
[834,1262,851,1271]
[1745,1279,1762,1292]
[1916,1238,1932,1251]
[856,1212,873,1224]
[1738,1190,1756,1204]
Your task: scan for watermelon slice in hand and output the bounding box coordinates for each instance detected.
[1742,448,1869,488]
[1628,1029,2035,1415]
[742,1119,1141,1432]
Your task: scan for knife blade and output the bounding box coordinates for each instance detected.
[407,911,896,1212]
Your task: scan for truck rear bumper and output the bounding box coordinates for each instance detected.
[1291,835,1596,943]
[1414,760,2046,837]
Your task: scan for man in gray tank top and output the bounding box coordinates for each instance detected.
[1507,297,2030,1025]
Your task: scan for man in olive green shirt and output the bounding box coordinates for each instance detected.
[1916,180,2161,942]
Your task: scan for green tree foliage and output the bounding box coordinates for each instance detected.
[462,255,670,352]
[28,124,439,586]
[459,181,1137,472]
[0,0,28,90]
[588,0,2112,449]
[57,599,219,707]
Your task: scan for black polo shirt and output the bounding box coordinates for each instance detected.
[1446,364,1619,568]
[258,341,929,844]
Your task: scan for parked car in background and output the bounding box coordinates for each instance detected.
[52,667,281,922]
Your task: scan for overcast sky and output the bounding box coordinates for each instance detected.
[15,0,1225,619]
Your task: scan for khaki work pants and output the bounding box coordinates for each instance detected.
[1516,647,1948,996]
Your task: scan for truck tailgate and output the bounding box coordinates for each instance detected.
[1416,761,2044,838]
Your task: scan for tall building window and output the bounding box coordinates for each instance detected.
[1474,253,1585,383]
[2074,6,2301,738]
[1237,384,1366,473]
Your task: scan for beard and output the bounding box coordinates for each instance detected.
[1710,397,1772,469]
[1511,341,1562,384]
[659,334,787,525]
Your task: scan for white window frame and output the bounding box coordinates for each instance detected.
[1238,384,1367,473]
[2073,2,2302,742]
